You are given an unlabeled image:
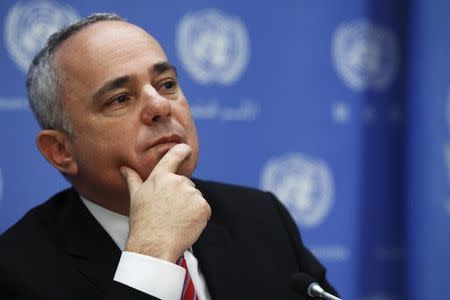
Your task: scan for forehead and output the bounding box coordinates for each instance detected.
[53,21,168,88]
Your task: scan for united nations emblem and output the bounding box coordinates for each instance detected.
[4,0,79,72]
[176,9,250,85]
[260,153,334,227]
[332,20,399,92]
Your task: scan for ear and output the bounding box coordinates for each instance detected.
[36,129,79,176]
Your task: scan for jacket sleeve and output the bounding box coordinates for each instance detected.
[104,281,161,300]
[0,263,161,300]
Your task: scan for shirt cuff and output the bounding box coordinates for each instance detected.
[113,251,186,300]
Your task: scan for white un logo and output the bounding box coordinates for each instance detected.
[260,153,334,228]
[4,0,80,72]
[176,9,250,85]
[332,20,400,92]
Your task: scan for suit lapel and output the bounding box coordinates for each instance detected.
[58,189,121,293]
[56,186,245,299]
[194,221,241,300]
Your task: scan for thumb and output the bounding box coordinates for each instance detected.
[120,166,143,197]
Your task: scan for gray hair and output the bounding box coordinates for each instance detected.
[27,13,125,135]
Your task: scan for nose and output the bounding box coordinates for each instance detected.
[141,84,171,125]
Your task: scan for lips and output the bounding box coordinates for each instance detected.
[150,134,183,148]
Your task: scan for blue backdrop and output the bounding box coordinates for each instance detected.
[1,1,449,299]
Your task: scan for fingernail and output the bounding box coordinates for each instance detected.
[173,143,190,154]
[120,166,128,178]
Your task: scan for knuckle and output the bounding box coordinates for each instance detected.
[185,178,195,187]
[148,169,161,181]
[185,187,195,197]
[172,175,184,185]
[187,187,202,200]
[190,198,210,222]
[199,200,211,217]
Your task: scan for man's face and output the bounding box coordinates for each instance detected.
[53,21,199,207]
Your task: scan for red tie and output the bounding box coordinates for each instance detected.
[177,256,199,300]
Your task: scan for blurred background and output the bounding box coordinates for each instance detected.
[0,0,449,299]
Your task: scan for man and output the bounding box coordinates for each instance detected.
[0,13,337,300]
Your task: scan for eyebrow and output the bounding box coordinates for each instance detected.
[92,75,133,103]
[92,61,177,103]
[152,61,177,76]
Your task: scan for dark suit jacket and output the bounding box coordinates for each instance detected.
[0,179,337,299]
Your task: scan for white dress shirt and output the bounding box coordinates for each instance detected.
[80,196,211,300]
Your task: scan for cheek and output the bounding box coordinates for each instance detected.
[179,111,200,175]
[175,102,197,136]
[177,108,199,151]
[73,124,139,171]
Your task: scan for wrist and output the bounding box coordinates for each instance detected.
[124,239,180,263]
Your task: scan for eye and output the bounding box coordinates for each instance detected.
[108,94,130,105]
[158,79,178,92]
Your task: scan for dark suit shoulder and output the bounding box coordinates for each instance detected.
[193,178,337,296]
[193,178,276,210]
[193,178,292,227]
[0,188,74,248]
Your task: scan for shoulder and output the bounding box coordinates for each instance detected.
[0,188,75,251]
[193,177,260,191]
[193,178,292,229]
[193,178,279,210]
[0,188,82,291]
[193,178,274,202]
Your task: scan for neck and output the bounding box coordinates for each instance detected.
[72,184,130,216]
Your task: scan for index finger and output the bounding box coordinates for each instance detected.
[151,143,192,175]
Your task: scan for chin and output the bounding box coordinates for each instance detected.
[177,160,197,178]
[136,159,195,180]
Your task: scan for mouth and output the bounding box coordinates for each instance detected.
[149,134,184,151]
